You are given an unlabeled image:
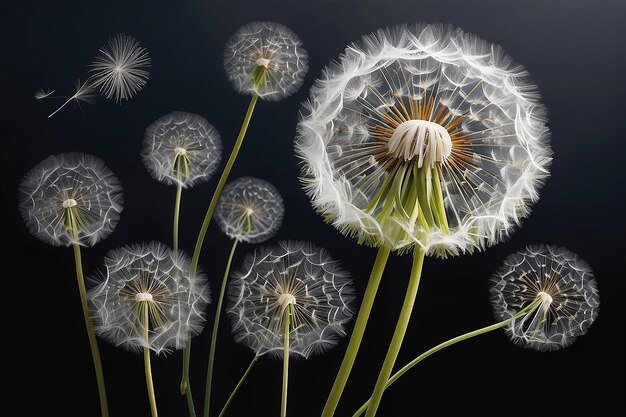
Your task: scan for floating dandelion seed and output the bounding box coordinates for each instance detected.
[142,111,222,188]
[34,88,55,100]
[490,245,600,352]
[227,240,355,358]
[88,242,210,355]
[18,152,123,247]
[90,33,151,103]
[296,23,552,257]
[215,177,284,244]
[224,21,309,101]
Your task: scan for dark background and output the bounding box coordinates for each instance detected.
[1,1,624,416]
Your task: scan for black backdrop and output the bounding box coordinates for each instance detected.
[1,1,624,417]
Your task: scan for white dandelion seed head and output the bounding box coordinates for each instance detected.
[18,153,123,247]
[89,33,151,103]
[490,245,600,352]
[226,241,355,358]
[88,242,210,355]
[224,21,309,101]
[141,111,222,188]
[295,23,552,258]
[215,177,284,244]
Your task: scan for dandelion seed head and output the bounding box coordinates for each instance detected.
[142,111,222,188]
[224,21,309,101]
[490,245,600,352]
[295,23,552,257]
[88,242,210,355]
[215,177,284,244]
[226,241,355,358]
[18,153,123,247]
[90,33,151,103]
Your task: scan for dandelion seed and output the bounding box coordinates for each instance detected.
[46,78,97,118]
[224,21,308,101]
[490,245,599,352]
[34,88,55,100]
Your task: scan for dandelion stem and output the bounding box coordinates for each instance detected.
[181,93,259,410]
[73,243,110,417]
[173,183,183,251]
[364,247,425,417]
[352,298,543,417]
[204,239,239,417]
[143,306,159,417]
[321,246,391,417]
[48,96,74,118]
[281,305,291,417]
[217,356,258,417]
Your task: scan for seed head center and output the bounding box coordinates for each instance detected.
[538,291,553,310]
[387,119,452,168]
[256,57,271,68]
[174,147,187,156]
[62,198,78,208]
[135,292,154,302]
[277,293,296,310]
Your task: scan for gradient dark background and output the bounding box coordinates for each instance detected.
[1,1,625,416]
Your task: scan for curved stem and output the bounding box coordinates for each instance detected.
[73,243,109,417]
[204,239,239,417]
[365,247,425,417]
[217,356,258,417]
[281,306,291,417]
[352,298,543,417]
[173,183,183,251]
[143,306,158,417]
[321,246,391,417]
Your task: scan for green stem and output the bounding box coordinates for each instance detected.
[281,306,291,417]
[364,247,425,417]
[143,306,159,417]
[321,246,391,417]
[204,239,239,417]
[181,93,259,412]
[173,183,183,251]
[217,356,258,417]
[352,298,542,417]
[73,243,109,417]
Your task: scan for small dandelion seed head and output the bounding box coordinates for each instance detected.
[224,21,309,101]
[18,153,123,247]
[295,23,552,257]
[89,33,151,103]
[490,244,600,352]
[226,241,356,358]
[88,242,211,355]
[215,177,284,244]
[142,111,222,188]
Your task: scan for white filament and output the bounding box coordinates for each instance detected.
[387,119,452,168]
[135,292,154,302]
[62,198,78,208]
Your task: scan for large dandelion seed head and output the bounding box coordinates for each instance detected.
[142,111,222,188]
[224,21,309,101]
[296,23,552,257]
[88,242,210,355]
[490,245,599,352]
[226,241,355,358]
[18,153,123,247]
[90,33,151,103]
[215,177,284,244]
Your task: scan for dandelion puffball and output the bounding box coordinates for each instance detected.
[142,111,223,188]
[296,23,552,257]
[215,177,284,244]
[224,21,309,101]
[18,152,123,247]
[88,242,210,355]
[227,241,355,358]
[90,33,151,103]
[490,245,600,352]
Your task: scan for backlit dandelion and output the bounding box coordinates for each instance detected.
[224,21,309,101]
[490,245,600,352]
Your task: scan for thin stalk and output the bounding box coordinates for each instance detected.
[204,239,239,417]
[217,356,259,417]
[73,243,109,417]
[352,298,543,417]
[365,247,426,417]
[173,183,183,251]
[48,96,74,118]
[281,305,292,417]
[143,305,159,417]
[321,246,391,417]
[181,93,259,410]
